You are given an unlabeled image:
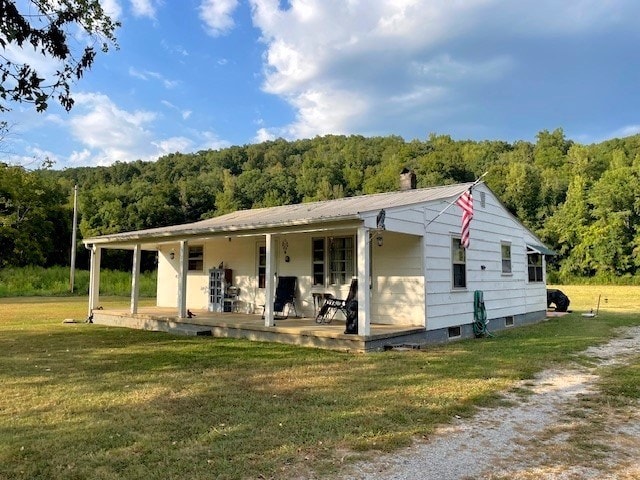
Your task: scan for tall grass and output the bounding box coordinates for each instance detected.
[0,266,157,297]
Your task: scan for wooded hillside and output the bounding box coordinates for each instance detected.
[2,129,639,282]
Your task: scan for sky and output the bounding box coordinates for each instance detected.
[3,0,640,169]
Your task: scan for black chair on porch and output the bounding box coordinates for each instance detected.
[315,278,358,330]
[263,276,299,319]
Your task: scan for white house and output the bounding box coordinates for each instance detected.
[83,177,554,350]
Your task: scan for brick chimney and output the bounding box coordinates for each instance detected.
[400,168,417,190]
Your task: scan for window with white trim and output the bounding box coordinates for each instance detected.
[257,245,266,288]
[501,242,512,274]
[312,238,326,286]
[452,237,466,289]
[528,252,544,282]
[188,245,204,272]
[330,236,354,285]
[311,236,355,286]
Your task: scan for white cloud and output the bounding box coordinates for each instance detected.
[101,0,123,20]
[156,131,230,153]
[2,43,63,81]
[249,0,640,140]
[54,92,231,166]
[199,0,240,36]
[69,92,158,164]
[198,131,231,150]
[249,0,503,138]
[69,149,93,165]
[129,67,179,89]
[254,127,275,143]
[44,113,66,126]
[411,55,514,83]
[152,137,194,155]
[161,100,192,120]
[129,67,148,80]
[615,125,640,137]
[27,146,61,166]
[130,0,159,18]
[585,124,640,144]
[5,145,61,168]
[161,40,189,57]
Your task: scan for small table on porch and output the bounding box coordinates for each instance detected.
[311,292,333,316]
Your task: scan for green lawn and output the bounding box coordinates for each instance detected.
[0,289,639,480]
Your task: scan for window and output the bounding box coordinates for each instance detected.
[505,316,514,327]
[311,236,354,286]
[257,245,266,288]
[528,252,544,282]
[501,242,512,274]
[329,236,354,285]
[448,326,461,338]
[188,245,203,271]
[452,237,466,288]
[312,238,325,286]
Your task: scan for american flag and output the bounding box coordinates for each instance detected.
[456,189,473,248]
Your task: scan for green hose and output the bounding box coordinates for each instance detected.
[473,290,492,337]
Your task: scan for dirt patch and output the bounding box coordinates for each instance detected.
[340,326,640,480]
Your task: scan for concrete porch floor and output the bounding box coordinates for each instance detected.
[90,307,426,352]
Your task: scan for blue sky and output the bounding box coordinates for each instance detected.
[4,0,640,169]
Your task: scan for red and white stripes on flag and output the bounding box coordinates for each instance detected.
[456,189,473,248]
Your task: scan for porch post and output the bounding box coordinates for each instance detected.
[177,240,188,318]
[422,235,428,329]
[130,244,141,314]
[264,233,276,327]
[356,226,371,336]
[88,245,102,317]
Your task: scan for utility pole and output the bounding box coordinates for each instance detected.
[70,185,78,293]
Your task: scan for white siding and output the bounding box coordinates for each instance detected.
[153,183,547,329]
[423,184,546,331]
[371,232,424,325]
[157,238,265,312]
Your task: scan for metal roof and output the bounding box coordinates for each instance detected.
[85,182,474,245]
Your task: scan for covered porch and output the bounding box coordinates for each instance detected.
[89,307,427,352]
[85,225,426,347]
[83,188,436,350]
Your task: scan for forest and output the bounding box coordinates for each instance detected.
[1,128,639,282]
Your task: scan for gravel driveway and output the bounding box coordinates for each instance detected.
[340,326,640,480]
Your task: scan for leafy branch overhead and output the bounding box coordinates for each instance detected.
[0,0,119,112]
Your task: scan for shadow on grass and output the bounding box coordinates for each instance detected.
[1,312,639,479]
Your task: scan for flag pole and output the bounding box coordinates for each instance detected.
[424,172,488,228]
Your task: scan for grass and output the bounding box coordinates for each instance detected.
[0,286,639,479]
[548,284,640,313]
[0,266,157,297]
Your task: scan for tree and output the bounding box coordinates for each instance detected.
[0,0,119,112]
[534,128,572,169]
[541,174,591,276]
[0,162,69,266]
